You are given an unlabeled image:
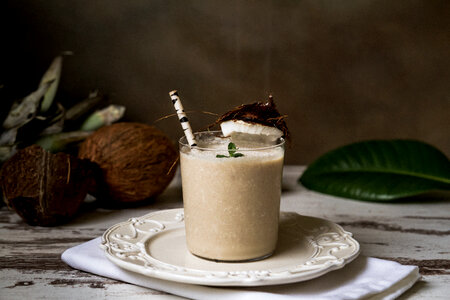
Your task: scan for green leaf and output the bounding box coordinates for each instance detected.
[2,83,50,129]
[79,104,125,131]
[228,142,237,156]
[35,131,92,153]
[39,56,62,114]
[298,140,450,201]
[65,91,105,121]
[216,143,245,158]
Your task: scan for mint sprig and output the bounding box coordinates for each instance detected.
[216,142,244,158]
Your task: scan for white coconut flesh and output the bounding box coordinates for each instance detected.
[220,120,283,145]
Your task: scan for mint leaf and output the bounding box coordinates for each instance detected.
[228,142,237,156]
[216,143,245,158]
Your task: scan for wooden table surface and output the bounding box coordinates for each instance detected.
[1,166,449,299]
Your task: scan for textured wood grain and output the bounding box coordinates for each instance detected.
[1,166,449,299]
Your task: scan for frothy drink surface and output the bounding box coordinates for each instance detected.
[180,137,284,261]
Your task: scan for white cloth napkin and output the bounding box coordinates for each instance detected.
[62,237,419,300]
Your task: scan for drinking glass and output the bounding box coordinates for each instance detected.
[179,131,285,261]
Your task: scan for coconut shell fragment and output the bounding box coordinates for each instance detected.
[0,145,95,226]
[78,122,178,204]
[210,95,290,140]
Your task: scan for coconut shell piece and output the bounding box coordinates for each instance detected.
[0,145,95,226]
[78,122,178,205]
[209,95,290,140]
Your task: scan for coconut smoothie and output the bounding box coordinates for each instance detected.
[180,132,285,261]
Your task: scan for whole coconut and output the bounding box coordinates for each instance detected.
[0,145,95,226]
[78,122,178,204]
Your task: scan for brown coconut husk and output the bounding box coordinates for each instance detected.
[78,122,178,205]
[0,145,95,226]
[208,95,290,141]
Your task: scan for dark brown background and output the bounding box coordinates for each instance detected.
[1,0,449,164]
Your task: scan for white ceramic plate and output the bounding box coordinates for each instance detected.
[101,208,360,287]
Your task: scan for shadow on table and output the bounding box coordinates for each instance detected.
[68,184,183,228]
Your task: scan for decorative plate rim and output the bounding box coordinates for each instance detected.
[101,208,360,287]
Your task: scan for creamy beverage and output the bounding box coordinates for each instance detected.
[180,131,284,261]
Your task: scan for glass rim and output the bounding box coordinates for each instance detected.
[179,130,285,151]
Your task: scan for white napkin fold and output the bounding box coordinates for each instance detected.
[62,237,419,300]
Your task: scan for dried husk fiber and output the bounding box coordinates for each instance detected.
[209,95,290,140]
[0,145,95,226]
[78,122,178,204]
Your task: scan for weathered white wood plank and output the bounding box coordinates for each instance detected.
[1,269,183,299]
[1,166,448,299]
[400,275,450,299]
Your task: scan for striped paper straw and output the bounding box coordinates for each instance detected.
[169,90,197,147]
